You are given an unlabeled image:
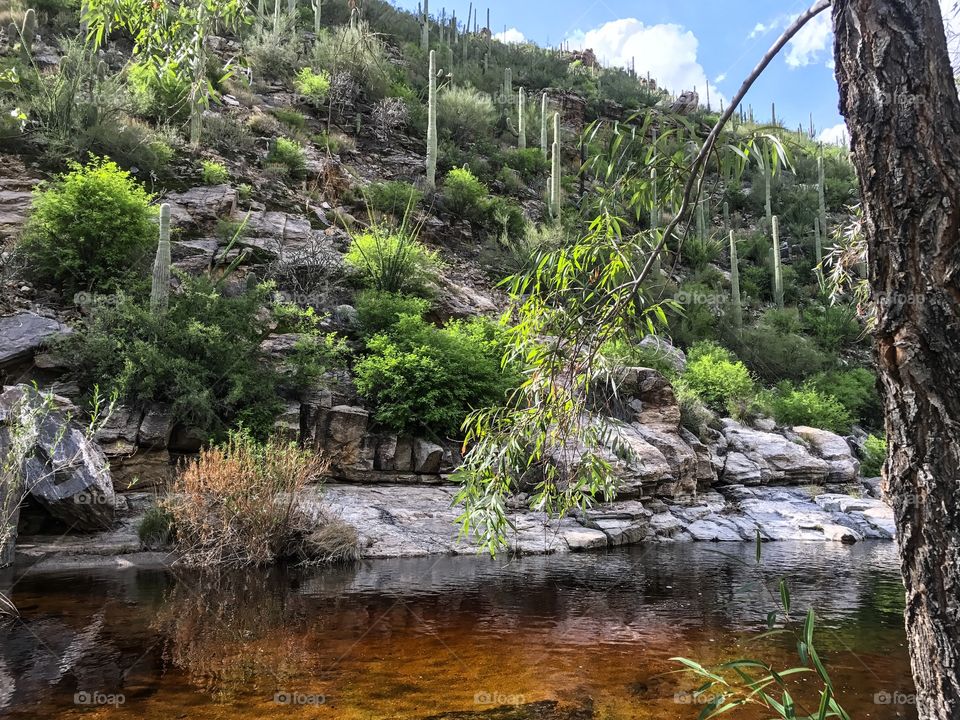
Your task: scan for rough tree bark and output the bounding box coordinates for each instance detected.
[833,1,960,717]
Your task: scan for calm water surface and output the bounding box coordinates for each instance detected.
[0,542,915,719]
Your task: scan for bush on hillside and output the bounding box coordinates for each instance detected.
[200,159,229,185]
[18,156,156,293]
[860,434,887,477]
[764,382,852,434]
[355,315,516,436]
[811,368,882,429]
[366,180,423,217]
[677,341,753,413]
[266,137,306,177]
[344,225,439,295]
[437,86,496,145]
[443,167,488,220]
[355,289,430,338]
[503,147,549,180]
[312,22,391,100]
[294,67,331,106]
[58,278,338,438]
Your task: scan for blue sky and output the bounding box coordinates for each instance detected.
[392,0,956,144]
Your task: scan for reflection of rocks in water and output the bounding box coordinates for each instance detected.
[152,568,320,700]
[0,657,13,710]
[423,700,594,719]
[0,609,125,709]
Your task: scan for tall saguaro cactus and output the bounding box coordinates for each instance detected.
[312,0,321,33]
[729,230,742,329]
[540,93,548,153]
[425,49,438,191]
[503,67,512,101]
[517,87,526,149]
[763,154,772,232]
[420,0,429,51]
[771,215,784,309]
[150,204,172,315]
[550,112,561,220]
[817,151,828,252]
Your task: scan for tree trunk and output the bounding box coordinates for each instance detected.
[833,1,960,717]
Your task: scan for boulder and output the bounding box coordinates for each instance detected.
[0,312,69,371]
[638,335,687,373]
[413,439,444,474]
[94,405,142,457]
[137,405,174,449]
[311,405,373,477]
[792,426,860,482]
[719,420,830,486]
[166,184,237,228]
[1,385,116,533]
[619,367,681,427]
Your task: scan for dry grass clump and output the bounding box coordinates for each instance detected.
[167,430,357,568]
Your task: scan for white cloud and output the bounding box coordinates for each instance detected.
[564,18,726,107]
[818,122,849,146]
[495,27,526,44]
[748,20,778,39]
[714,72,727,83]
[785,11,833,68]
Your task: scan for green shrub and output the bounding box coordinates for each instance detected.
[678,341,753,413]
[139,505,174,549]
[443,167,488,220]
[128,61,190,122]
[482,196,527,243]
[57,278,334,438]
[860,434,887,477]
[271,107,307,130]
[266,137,306,177]
[312,22,391,100]
[79,118,176,177]
[801,303,863,352]
[345,225,439,295]
[366,180,423,217]
[503,148,549,180]
[811,368,882,429]
[18,156,156,293]
[246,20,298,83]
[355,315,515,435]
[766,382,852,434]
[602,337,679,378]
[437,85,496,145]
[200,160,229,185]
[355,289,430,338]
[294,67,331,105]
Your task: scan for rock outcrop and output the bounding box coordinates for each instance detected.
[0,385,116,538]
[717,420,831,486]
[0,312,69,375]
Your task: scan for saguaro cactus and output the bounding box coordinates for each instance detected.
[540,93,548,153]
[150,204,172,315]
[550,112,561,219]
[517,87,526,149]
[817,150,828,252]
[312,0,321,33]
[426,49,438,191]
[503,67,512,101]
[729,230,742,329]
[420,0,429,51]
[771,215,784,309]
[763,154,772,232]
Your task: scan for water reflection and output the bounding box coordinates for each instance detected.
[1,542,914,719]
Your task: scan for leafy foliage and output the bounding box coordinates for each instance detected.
[443,167,488,220]
[294,67,331,105]
[344,223,439,295]
[355,315,516,436]
[200,159,229,184]
[266,137,306,176]
[355,289,430,338]
[18,156,156,293]
[764,382,852,433]
[366,180,423,217]
[437,85,496,144]
[678,342,754,413]
[860,434,887,478]
[58,278,335,438]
